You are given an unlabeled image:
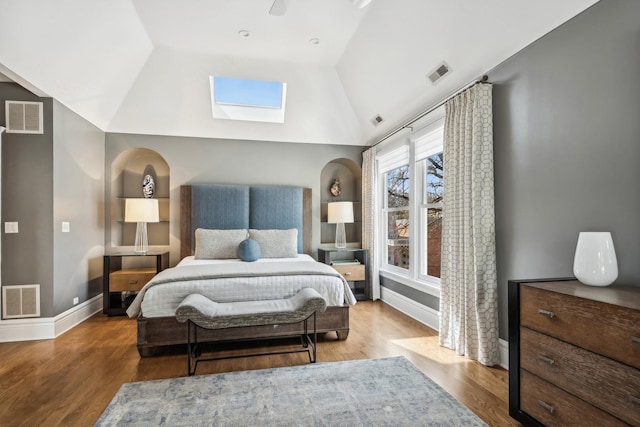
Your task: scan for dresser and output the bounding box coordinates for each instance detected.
[508,279,640,426]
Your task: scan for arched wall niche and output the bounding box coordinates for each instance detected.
[109,148,170,248]
[319,158,362,247]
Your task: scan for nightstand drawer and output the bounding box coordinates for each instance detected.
[109,268,156,292]
[332,265,365,281]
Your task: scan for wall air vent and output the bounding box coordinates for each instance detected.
[5,100,44,134]
[371,114,384,126]
[2,284,40,319]
[427,62,451,85]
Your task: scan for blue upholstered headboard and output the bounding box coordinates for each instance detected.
[180,184,312,259]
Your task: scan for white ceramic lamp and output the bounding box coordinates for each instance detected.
[573,231,618,286]
[328,201,354,250]
[125,198,159,254]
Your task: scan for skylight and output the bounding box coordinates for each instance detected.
[210,76,287,123]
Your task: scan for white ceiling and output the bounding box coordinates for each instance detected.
[0,0,599,146]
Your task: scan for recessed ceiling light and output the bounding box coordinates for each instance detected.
[309,38,320,45]
[238,30,250,38]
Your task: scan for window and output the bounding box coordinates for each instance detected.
[209,76,287,123]
[422,152,443,278]
[377,109,444,294]
[385,164,410,269]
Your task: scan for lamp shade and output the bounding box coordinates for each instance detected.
[327,201,354,224]
[125,198,159,223]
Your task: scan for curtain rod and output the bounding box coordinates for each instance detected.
[368,75,490,149]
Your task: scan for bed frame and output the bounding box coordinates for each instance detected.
[136,184,350,357]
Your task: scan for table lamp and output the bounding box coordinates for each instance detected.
[327,201,354,250]
[125,198,159,254]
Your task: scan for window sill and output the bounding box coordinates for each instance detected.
[379,269,441,298]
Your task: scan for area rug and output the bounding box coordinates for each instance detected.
[96,356,487,426]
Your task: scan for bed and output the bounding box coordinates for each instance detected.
[129,184,354,357]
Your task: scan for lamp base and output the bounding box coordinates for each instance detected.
[334,222,347,250]
[134,222,149,254]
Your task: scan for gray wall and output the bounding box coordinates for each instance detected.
[0,83,105,318]
[105,133,364,265]
[381,0,640,340]
[0,83,55,317]
[490,0,640,338]
[52,100,105,314]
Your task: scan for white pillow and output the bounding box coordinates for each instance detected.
[248,229,298,258]
[194,228,248,259]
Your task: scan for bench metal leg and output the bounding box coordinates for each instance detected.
[185,311,319,376]
[187,321,197,376]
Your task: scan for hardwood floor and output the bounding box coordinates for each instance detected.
[0,301,518,426]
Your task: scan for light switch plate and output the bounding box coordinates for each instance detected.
[4,222,18,233]
[62,222,70,233]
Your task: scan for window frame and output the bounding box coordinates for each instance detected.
[382,163,411,274]
[209,76,287,123]
[376,108,444,297]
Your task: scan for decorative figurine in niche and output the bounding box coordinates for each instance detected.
[142,174,155,198]
[330,179,341,197]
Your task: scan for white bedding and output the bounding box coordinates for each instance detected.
[130,255,357,318]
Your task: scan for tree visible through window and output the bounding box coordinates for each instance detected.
[386,165,410,269]
[425,153,443,278]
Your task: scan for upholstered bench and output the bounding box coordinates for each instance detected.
[175,288,327,375]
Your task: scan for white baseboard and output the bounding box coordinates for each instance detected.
[499,338,509,370]
[380,287,440,331]
[0,294,103,343]
[380,287,509,369]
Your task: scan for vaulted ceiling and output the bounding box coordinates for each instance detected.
[0,0,599,146]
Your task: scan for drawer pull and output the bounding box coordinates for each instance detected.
[630,396,640,405]
[345,272,352,276]
[128,280,138,285]
[632,336,640,345]
[537,400,555,414]
[537,309,555,318]
[537,355,555,366]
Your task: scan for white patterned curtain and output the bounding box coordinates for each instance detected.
[362,146,380,300]
[438,83,499,366]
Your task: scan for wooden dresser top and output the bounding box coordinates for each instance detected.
[522,280,640,311]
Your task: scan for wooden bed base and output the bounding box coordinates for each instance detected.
[137,305,349,357]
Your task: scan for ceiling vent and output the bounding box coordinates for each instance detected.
[5,100,44,134]
[427,62,451,85]
[371,114,384,126]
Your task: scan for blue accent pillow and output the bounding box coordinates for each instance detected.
[237,239,261,262]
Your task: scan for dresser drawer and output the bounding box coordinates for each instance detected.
[521,327,640,426]
[520,370,627,427]
[520,285,640,369]
[109,268,156,292]
[332,265,365,281]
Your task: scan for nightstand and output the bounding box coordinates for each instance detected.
[318,248,370,300]
[103,249,169,316]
